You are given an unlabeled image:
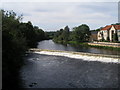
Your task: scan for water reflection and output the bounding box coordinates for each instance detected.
[37,40,120,55]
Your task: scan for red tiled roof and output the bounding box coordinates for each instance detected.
[113,25,120,30]
[101,25,120,31]
[101,25,112,30]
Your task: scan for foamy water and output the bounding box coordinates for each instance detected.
[33,51,119,64]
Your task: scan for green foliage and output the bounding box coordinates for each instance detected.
[111,23,120,25]
[68,41,88,46]
[91,28,100,32]
[72,27,83,42]
[89,44,120,51]
[62,26,70,41]
[107,36,110,41]
[53,26,70,44]
[2,10,46,88]
[72,24,90,42]
[53,24,90,44]
[45,31,56,39]
[113,33,118,42]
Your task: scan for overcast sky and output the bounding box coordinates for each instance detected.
[1,0,119,31]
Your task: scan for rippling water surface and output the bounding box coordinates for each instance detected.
[37,40,120,55]
[20,40,119,88]
[21,53,119,88]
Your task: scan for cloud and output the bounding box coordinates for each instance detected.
[1,2,118,31]
[1,0,120,2]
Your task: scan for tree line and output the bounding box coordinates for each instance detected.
[2,10,47,88]
[53,24,91,44]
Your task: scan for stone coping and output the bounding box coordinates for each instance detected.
[93,42,120,45]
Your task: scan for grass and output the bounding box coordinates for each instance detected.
[68,41,120,51]
[68,41,88,46]
[53,40,120,51]
[88,44,120,51]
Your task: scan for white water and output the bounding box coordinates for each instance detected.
[34,51,119,64]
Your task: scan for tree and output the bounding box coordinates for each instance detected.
[2,10,27,88]
[72,24,90,42]
[113,33,118,42]
[107,36,110,41]
[2,10,47,89]
[62,26,70,42]
[34,27,46,41]
[45,31,56,39]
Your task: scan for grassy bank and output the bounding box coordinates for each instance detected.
[70,41,120,51]
[88,44,120,51]
[53,39,68,45]
[54,40,120,51]
[68,41,88,46]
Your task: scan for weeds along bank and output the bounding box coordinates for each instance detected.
[67,41,120,51]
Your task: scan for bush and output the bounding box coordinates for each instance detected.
[113,33,118,42]
[2,10,47,88]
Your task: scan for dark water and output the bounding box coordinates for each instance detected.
[20,40,119,88]
[37,40,120,55]
[21,53,119,88]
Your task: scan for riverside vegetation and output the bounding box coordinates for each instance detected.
[53,24,90,44]
[2,10,48,88]
[2,9,120,89]
[53,24,120,51]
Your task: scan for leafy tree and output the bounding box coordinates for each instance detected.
[53,26,70,43]
[53,29,64,42]
[53,24,90,43]
[34,26,46,41]
[107,36,110,41]
[45,31,56,39]
[72,24,90,42]
[62,26,70,41]
[111,23,120,25]
[113,33,118,42]
[2,10,47,89]
[2,10,27,88]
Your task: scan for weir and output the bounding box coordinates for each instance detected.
[29,48,120,64]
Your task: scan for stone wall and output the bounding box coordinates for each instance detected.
[88,42,120,48]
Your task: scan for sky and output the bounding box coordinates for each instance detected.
[0,0,119,31]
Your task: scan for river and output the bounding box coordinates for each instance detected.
[20,40,119,88]
[37,40,120,55]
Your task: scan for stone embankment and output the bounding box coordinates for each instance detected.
[29,48,120,64]
[88,42,120,48]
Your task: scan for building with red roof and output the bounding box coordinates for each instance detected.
[98,25,120,41]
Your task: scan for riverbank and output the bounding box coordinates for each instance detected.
[88,42,120,47]
[68,41,120,51]
[29,48,120,63]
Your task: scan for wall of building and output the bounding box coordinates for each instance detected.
[98,30,108,41]
[102,30,108,40]
[98,25,120,42]
[97,31,102,40]
[89,34,98,41]
[109,26,116,41]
